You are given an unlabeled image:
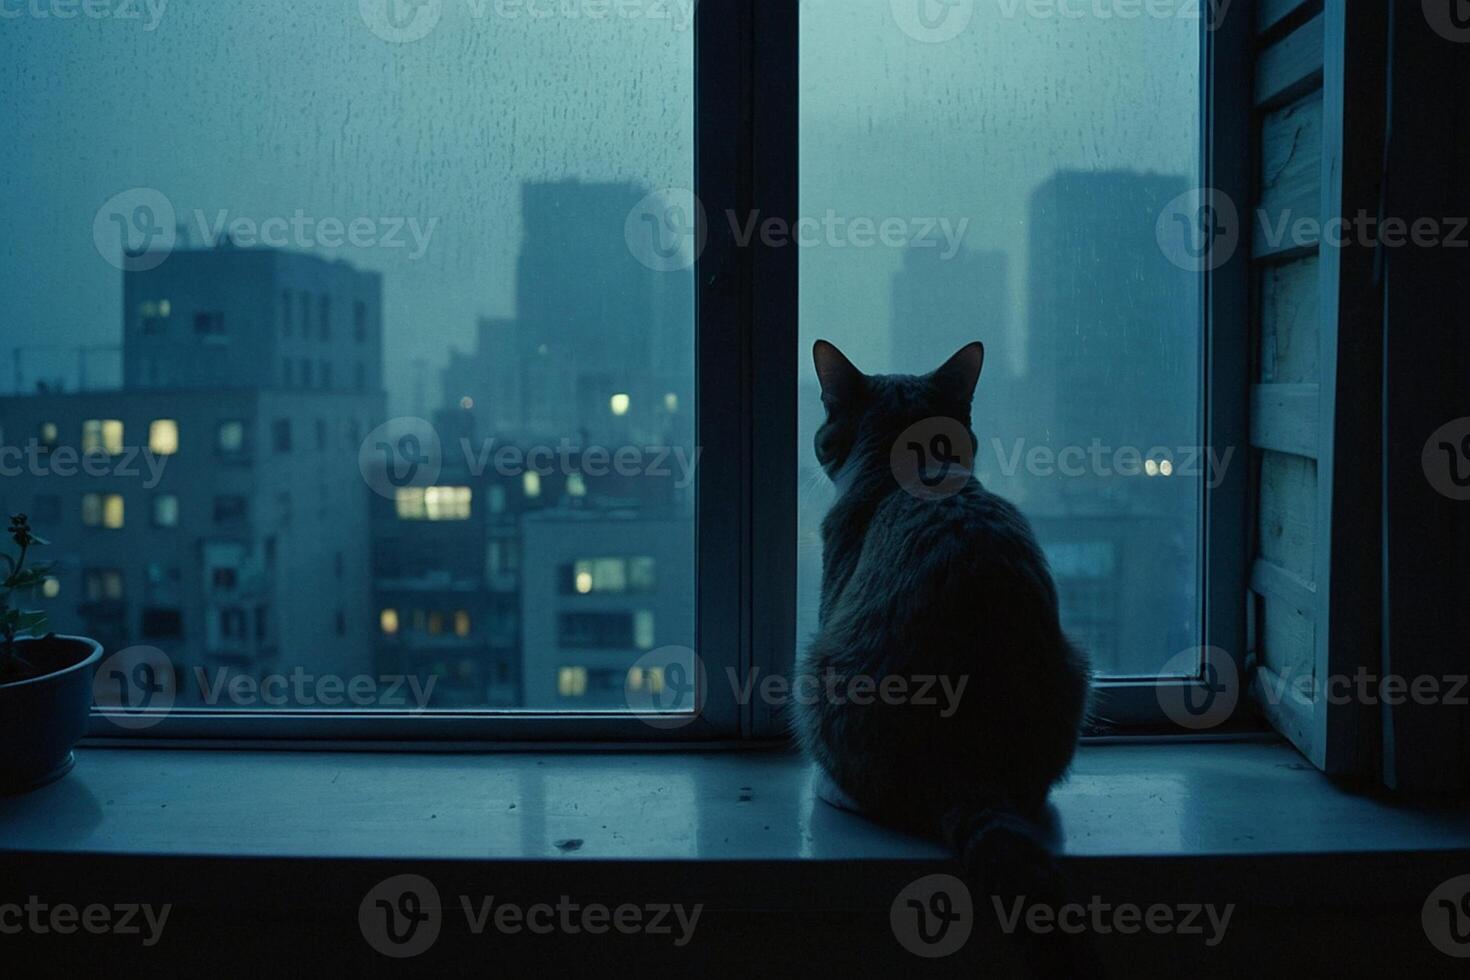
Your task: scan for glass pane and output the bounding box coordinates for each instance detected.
[0,4,695,717]
[798,3,1202,677]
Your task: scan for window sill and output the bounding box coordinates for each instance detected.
[4,739,1465,871]
[3,740,1466,971]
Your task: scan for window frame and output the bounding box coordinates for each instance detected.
[86,2,1244,745]
[87,0,786,745]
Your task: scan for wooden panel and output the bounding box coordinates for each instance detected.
[1253,664,1317,753]
[1258,450,1317,580]
[1255,14,1325,109]
[1251,384,1319,457]
[1260,255,1321,382]
[1255,97,1324,259]
[1251,556,1317,610]
[1257,0,1318,37]
[1259,592,1317,689]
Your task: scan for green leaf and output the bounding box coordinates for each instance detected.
[15,610,46,636]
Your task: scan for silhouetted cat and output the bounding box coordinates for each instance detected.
[796,340,1099,977]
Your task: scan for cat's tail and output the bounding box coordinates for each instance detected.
[943,799,1107,980]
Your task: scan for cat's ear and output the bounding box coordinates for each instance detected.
[932,342,985,405]
[813,340,866,401]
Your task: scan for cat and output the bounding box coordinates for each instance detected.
[795,339,1097,975]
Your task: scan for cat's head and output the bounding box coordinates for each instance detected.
[811,340,985,482]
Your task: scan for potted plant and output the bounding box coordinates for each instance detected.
[0,514,103,794]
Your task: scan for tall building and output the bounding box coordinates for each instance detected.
[520,509,695,710]
[0,242,386,703]
[125,239,383,395]
[1025,170,1199,468]
[494,179,693,448]
[1022,170,1202,673]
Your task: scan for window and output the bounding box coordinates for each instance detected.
[194,311,226,337]
[301,360,314,388]
[40,576,61,600]
[282,359,294,388]
[318,295,331,339]
[272,419,292,453]
[560,557,657,595]
[798,2,1205,690]
[153,495,180,528]
[141,608,184,639]
[281,290,292,336]
[81,493,125,529]
[557,666,589,698]
[37,422,58,451]
[395,486,472,522]
[217,420,247,455]
[83,569,124,602]
[380,609,400,636]
[353,301,367,342]
[213,496,249,525]
[82,419,124,456]
[558,612,637,650]
[140,299,171,334]
[149,419,179,455]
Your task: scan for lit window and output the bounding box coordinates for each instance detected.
[395,486,472,521]
[610,393,631,417]
[628,666,665,694]
[38,422,58,449]
[217,420,246,454]
[1144,459,1160,477]
[460,396,475,411]
[149,419,179,455]
[522,471,541,499]
[153,494,180,528]
[82,493,124,529]
[380,609,400,636]
[454,610,471,637]
[634,611,656,651]
[664,392,679,413]
[41,576,60,599]
[575,569,594,595]
[1160,459,1175,477]
[427,611,444,636]
[558,666,589,698]
[82,419,124,456]
[566,473,587,498]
